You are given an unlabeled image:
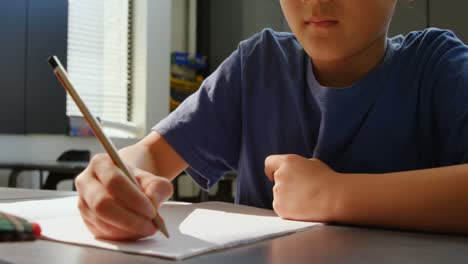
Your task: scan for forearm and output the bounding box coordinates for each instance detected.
[118,132,188,181]
[118,142,160,176]
[333,163,468,234]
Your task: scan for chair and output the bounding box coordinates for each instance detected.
[41,150,90,190]
[173,172,236,203]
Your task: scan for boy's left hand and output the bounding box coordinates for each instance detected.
[264,154,342,222]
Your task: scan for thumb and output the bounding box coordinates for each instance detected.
[135,170,174,210]
[264,155,287,181]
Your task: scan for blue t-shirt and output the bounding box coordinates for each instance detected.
[154,28,468,209]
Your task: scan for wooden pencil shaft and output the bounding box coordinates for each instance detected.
[51,57,136,185]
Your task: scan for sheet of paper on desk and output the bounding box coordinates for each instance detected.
[0,196,321,260]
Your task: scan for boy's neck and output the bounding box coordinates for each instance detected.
[312,35,387,88]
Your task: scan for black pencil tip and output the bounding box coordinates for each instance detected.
[48,56,58,69]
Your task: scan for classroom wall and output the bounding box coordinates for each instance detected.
[0,0,172,190]
[389,0,428,36]
[430,1,468,43]
[208,0,285,73]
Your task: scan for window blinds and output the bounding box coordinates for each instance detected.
[67,0,132,124]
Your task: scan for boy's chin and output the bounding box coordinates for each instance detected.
[304,46,351,62]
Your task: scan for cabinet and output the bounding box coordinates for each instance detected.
[199,0,285,73]
[0,1,27,134]
[0,0,68,134]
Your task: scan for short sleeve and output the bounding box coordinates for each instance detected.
[153,49,242,190]
[428,31,468,165]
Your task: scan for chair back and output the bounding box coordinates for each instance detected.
[57,150,90,162]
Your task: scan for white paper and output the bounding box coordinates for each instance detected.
[0,196,321,260]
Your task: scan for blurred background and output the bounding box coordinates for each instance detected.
[0,0,465,203]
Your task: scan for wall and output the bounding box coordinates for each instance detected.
[208,0,285,73]
[389,0,428,37]
[430,1,468,43]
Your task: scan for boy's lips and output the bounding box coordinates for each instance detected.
[304,17,339,28]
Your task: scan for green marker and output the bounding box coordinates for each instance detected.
[0,212,41,242]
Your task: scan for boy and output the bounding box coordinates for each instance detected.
[75,0,468,240]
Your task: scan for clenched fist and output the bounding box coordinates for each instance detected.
[265,154,342,222]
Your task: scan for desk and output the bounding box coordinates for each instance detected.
[0,161,88,187]
[0,188,468,264]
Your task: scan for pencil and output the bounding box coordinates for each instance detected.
[48,56,169,238]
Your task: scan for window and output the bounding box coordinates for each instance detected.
[67,0,135,137]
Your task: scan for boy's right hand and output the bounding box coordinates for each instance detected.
[74,153,173,241]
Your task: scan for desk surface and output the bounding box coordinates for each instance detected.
[0,188,467,264]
